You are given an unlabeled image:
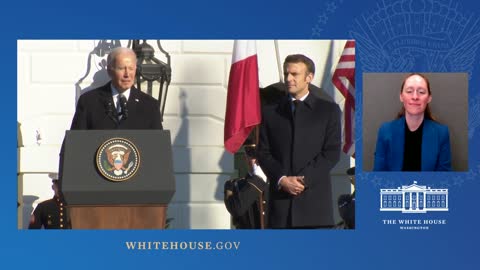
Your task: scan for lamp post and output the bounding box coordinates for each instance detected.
[131,40,172,121]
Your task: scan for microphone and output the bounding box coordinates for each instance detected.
[119,94,128,120]
[107,102,113,112]
[105,100,118,124]
[105,100,114,116]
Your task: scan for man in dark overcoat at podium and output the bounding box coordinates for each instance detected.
[58,46,163,195]
[70,47,163,130]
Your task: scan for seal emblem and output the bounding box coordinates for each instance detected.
[96,138,140,182]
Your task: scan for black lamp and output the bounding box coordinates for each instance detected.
[131,40,172,121]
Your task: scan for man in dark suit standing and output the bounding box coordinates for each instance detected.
[59,47,163,187]
[70,47,163,130]
[257,54,341,229]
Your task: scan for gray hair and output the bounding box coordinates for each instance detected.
[107,47,137,68]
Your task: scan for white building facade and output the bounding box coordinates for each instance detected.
[380,181,448,213]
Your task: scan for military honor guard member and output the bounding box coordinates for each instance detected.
[28,179,71,229]
[224,140,268,229]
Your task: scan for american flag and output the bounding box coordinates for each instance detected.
[332,40,355,156]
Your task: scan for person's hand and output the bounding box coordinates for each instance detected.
[280,176,305,196]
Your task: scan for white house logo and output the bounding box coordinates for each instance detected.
[380,181,448,213]
[96,138,140,182]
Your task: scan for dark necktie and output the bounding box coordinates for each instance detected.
[118,94,128,120]
[292,100,300,118]
[291,100,301,174]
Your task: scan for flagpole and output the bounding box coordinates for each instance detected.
[274,40,283,83]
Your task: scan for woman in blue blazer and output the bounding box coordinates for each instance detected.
[374,73,452,171]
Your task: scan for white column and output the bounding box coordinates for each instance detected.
[380,193,383,208]
[445,192,448,209]
[416,192,419,210]
[401,192,404,209]
[423,192,426,209]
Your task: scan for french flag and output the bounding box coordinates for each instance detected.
[224,40,261,153]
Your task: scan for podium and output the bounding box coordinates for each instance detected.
[60,130,175,229]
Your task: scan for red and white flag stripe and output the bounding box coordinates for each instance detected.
[224,40,261,154]
[332,40,355,156]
